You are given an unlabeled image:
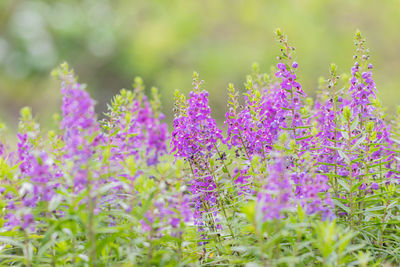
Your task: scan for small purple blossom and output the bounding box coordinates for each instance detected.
[22,213,34,230]
[371,182,379,190]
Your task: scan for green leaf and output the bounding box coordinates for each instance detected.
[332,199,350,214]
[387,200,398,210]
[338,150,350,164]
[48,194,63,212]
[0,236,24,248]
[337,179,350,192]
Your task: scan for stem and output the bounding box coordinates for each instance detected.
[347,120,355,229]
[215,145,234,182]
[253,219,268,267]
[52,243,56,267]
[379,202,389,254]
[72,236,77,265]
[146,227,154,266]
[87,170,97,267]
[203,158,235,239]
[359,131,371,224]
[197,123,235,239]
[24,230,31,267]
[214,145,243,201]
[106,112,114,177]
[237,131,252,164]
[332,77,339,198]
[188,160,221,246]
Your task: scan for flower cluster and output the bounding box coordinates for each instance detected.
[104,84,168,168]
[140,193,193,236]
[256,155,333,222]
[171,74,224,228]
[5,142,58,230]
[171,81,222,162]
[224,81,284,159]
[256,157,294,221]
[291,172,333,219]
[1,64,170,233]
[60,73,101,191]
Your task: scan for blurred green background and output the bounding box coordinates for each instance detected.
[0,0,399,130]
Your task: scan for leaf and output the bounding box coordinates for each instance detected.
[332,199,350,214]
[241,201,256,222]
[96,182,122,195]
[344,243,364,254]
[365,206,386,212]
[0,237,24,248]
[338,150,350,164]
[352,134,366,150]
[48,194,63,212]
[342,131,349,140]
[350,116,359,131]
[388,200,398,210]
[351,181,363,192]
[337,179,350,192]
[296,135,312,141]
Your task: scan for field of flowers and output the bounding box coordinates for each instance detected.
[0,30,399,266]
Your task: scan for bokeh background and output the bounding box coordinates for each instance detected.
[1,0,399,131]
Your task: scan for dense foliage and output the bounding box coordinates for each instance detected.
[0,31,400,266]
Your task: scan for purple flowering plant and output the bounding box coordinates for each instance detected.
[0,31,399,266]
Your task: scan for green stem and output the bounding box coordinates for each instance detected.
[24,230,31,267]
[203,158,235,239]
[87,170,97,267]
[347,121,355,229]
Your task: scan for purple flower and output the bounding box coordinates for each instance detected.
[277,62,286,70]
[371,182,379,190]
[22,213,34,230]
[170,217,181,228]
[17,133,32,175]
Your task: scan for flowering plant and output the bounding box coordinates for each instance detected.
[0,30,399,266]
